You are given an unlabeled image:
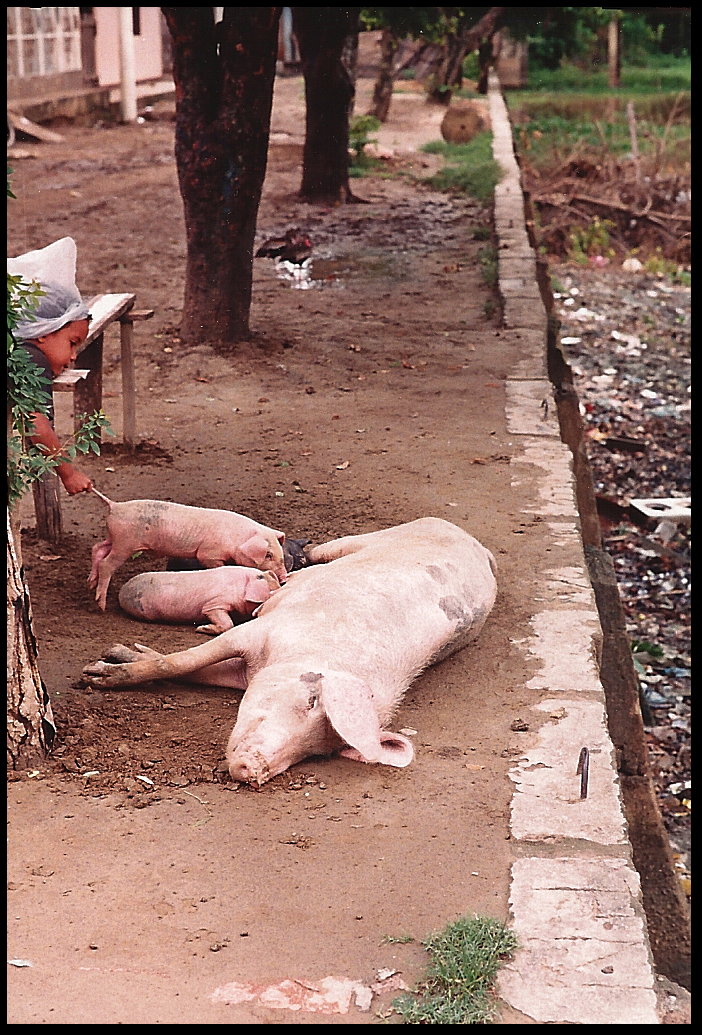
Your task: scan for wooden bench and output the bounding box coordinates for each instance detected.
[32,293,154,541]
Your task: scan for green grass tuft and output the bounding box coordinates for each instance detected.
[391,914,518,1024]
[524,57,690,94]
[421,133,502,203]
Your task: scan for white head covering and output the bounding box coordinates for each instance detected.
[7,237,90,340]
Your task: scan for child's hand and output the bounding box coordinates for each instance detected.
[59,467,93,495]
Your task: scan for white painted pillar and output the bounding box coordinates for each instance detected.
[119,6,137,123]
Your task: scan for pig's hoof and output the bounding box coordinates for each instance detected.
[132,643,163,657]
[102,643,141,664]
[81,659,123,686]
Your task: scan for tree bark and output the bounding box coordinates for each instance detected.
[426,7,505,104]
[7,509,56,771]
[162,8,281,347]
[368,26,399,123]
[292,7,361,204]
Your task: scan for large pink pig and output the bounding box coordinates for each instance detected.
[82,517,497,785]
[88,490,287,610]
[118,567,281,634]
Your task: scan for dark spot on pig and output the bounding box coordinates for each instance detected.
[127,588,147,616]
[430,597,484,665]
[300,671,323,684]
[425,564,447,583]
[438,596,467,621]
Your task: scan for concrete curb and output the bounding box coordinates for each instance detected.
[487,70,659,1024]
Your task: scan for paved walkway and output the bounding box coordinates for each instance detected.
[487,71,659,1024]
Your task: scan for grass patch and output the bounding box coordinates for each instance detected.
[508,91,689,125]
[478,244,498,286]
[349,114,383,177]
[524,56,691,94]
[391,914,517,1024]
[508,101,690,173]
[421,133,501,203]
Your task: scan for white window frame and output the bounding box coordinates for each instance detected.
[8,7,82,79]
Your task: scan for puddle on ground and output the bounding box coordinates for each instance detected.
[272,257,345,289]
[272,255,400,289]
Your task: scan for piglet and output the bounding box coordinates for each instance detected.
[89,489,287,610]
[118,566,281,634]
[83,517,497,786]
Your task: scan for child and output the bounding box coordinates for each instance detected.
[9,239,94,495]
[17,288,93,494]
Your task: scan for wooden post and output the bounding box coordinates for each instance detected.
[608,17,621,90]
[120,316,136,450]
[627,100,641,184]
[32,470,62,542]
[120,309,153,451]
[73,332,104,435]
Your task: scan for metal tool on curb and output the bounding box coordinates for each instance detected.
[577,747,589,800]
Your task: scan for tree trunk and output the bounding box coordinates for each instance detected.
[341,20,359,121]
[292,7,361,204]
[7,509,56,771]
[426,6,505,104]
[477,39,491,95]
[428,27,467,105]
[163,8,281,347]
[368,26,399,123]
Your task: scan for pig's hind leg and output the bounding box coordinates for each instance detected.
[305,531,375,565]
[92,544,137,611]
[82,625,253,689]
[88,539,111,589]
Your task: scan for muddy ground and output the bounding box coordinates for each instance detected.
[7,63,547,1022]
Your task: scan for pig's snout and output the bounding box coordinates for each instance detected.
[228,749,271,787]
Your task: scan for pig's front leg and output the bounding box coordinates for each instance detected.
[82,625,252,689]
[196,608,235,636]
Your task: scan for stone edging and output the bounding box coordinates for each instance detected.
[487,69,659,1024]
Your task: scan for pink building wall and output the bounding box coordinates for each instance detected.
[94,7,163,88]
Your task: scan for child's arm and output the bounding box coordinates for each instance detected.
[28,412,93,495]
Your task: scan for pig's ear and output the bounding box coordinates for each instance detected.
[239,533,270,567]
[322,671,414,769]
[339,731,414,768]
[275,530,285,544]
[245,576,274,604]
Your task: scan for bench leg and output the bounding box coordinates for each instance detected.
[32,471,63,542]
[120,317,136,450]
[73,333,103,436]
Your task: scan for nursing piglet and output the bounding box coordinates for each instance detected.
[89,490,287,610]
[118,567,281,634]
[83,517,497,786]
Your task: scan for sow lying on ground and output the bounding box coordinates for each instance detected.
[83,518,497,786]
